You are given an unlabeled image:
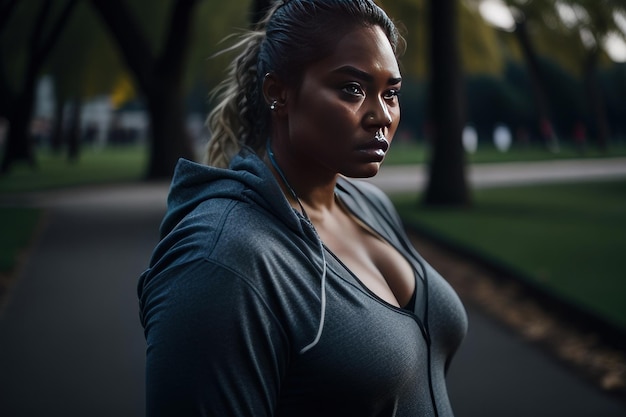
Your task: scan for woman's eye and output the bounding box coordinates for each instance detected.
[342,84,365,97]
[384,89,401,100]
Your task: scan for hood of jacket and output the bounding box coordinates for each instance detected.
[160,147,307,240]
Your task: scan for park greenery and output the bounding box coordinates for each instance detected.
[1,0,625,206]
[0,207,39,275]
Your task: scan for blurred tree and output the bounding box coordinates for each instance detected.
[378,0,428,78]
[383,0,498,206]
[191,1,251,90]
[382,0,506,79]
[460,2,506,76]
[503,0,563,149]
[467,0,574,146]
[422,0,470,206]
[46,1,126,160]
[89,0,253,179]
[559,0,626,149]
[0,0,78,173]
[90,0,199,179]
[386,0,625,149]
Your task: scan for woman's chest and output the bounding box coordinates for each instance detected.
[278,272,428,416]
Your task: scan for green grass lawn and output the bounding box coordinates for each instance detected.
[394,179,626,331]
[0,145,146,194]
[0,207,42,273]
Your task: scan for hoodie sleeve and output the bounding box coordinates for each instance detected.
[141,258,289,417]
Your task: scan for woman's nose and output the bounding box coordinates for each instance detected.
[367,97,392,127]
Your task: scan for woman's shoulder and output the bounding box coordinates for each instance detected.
[173,197,298,251]
[144,196,323,313]
[170,198,317,275]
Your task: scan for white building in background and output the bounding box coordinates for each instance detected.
[34,76,55,120]
[34,76,148,147]
[80,97,116,146]
[33,76,209,149]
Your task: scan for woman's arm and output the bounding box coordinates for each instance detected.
[141,259,289,417]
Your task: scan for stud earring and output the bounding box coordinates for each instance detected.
[270,100,278,111]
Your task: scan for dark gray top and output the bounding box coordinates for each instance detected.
[138,148,467,416]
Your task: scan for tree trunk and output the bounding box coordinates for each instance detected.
[145,84,195,179]
[67,98,81,162]
[1,54,39,173]
[90,0,197,179]
[422,0,469,207]
[0,93,37,173]
[584,47,609,151]
[0,0,78,174]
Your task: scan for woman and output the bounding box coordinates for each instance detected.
[138,1,467,416]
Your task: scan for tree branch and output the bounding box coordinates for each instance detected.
[0,0,19,105]
[90,0,156,93]
[33,0,80,71]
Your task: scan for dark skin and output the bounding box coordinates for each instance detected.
[263,25,414,308]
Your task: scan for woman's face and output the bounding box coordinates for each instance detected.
[281,25,401,179]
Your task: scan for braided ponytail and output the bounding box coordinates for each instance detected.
[205,6,278,168]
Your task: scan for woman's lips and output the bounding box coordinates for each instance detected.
[359,131,389,160]
[375,131,389,152]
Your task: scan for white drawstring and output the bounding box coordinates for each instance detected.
[300,242,327,354]
[266,139,328,354]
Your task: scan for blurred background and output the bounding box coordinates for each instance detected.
[1,0,625,179]
[1,0,625,416]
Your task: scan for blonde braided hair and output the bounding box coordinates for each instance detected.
[205,7,278,168]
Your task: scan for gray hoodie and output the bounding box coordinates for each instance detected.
[138,148,467,417]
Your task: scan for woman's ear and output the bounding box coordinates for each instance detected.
[262,73,288,114]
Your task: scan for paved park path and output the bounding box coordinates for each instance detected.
[1,158,625,416]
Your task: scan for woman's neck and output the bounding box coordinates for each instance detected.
[263,147,338,219]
